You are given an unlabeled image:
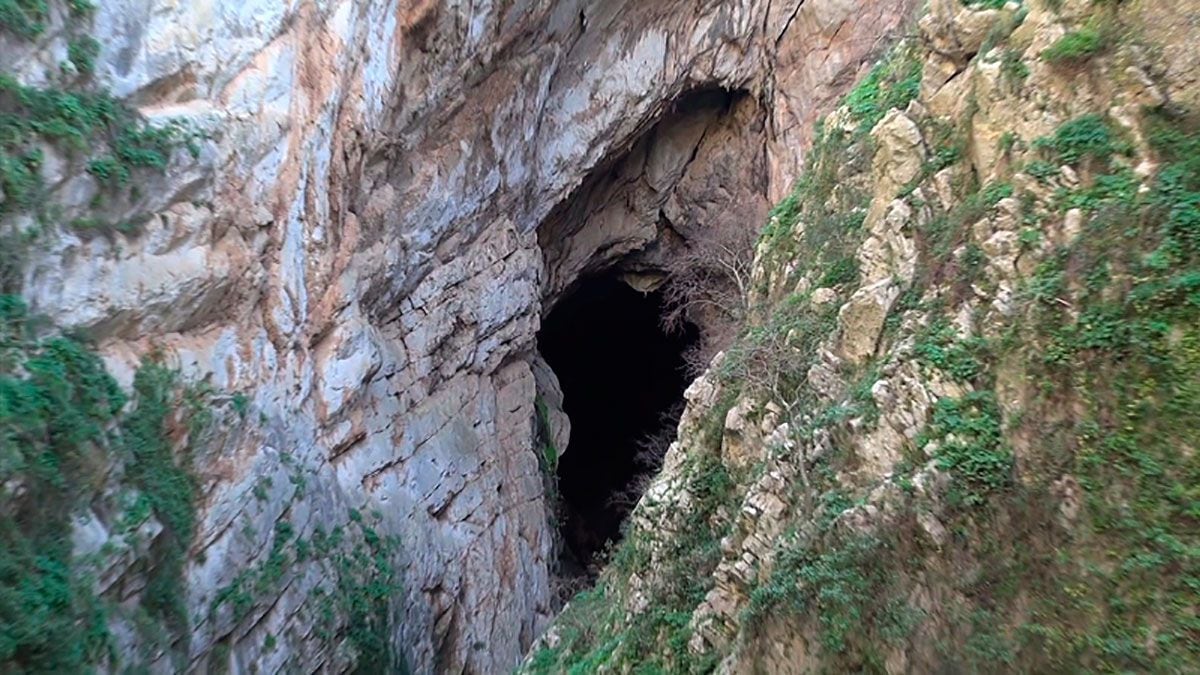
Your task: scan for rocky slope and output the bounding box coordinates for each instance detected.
[526,0,1200,672]
[0,0,923,672]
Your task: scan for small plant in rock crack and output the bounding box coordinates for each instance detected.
[534,396,559,473]
[1035,114,1131,167]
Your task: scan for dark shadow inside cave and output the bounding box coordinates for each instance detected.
[538,274,699,577]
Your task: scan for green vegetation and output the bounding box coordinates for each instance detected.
[843,44,923,135]
[818,256,860,288]
[530,44,930,674]
[1000,48,1031,84]
[67,36,100,76]
[0,301,123,670]
[1,0,198,227]
[915,318,990,384]
[332,514,408,675]
[526,452,738,674]
[982,180,1014,206]
[534,397,559,472]
[920,392,1012,505]
[1042,25,1105,64]
[124,362,205,636]
[536,2,1200,673]
[759,43,921,263]
[0,298,212,671]
[0,6,231,671]
[1036,113,1130,167]
[746,534,921,663]
[0,0,51,37]
[212,509,410,674]
[988,106,1200,671]
[1025,159,1060,183]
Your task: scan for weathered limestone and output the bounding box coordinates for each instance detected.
[6,0,920,671]
[571,1,1200,672]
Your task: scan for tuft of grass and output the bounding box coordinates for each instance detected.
[1042,25,1106,65]
[818,256,860,288]
[66,36,101,76]
[1000,48,1030,84]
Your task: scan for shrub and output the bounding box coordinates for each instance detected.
[67,36,100,76]
[818,256,860,288]
[1042,26,1105,64]
[1038,114,1129,166]
[920,392,1013,505]
[0,298,215,669]
[0,0,48,37]
[983,181,1014,206]
[1025,159,1060,183]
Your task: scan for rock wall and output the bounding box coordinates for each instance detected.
[525,0,1200,672]
[2,0,919,672]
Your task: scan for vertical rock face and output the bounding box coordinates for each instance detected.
[3,0,918,671]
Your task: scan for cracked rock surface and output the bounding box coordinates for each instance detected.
[5,0,918,671]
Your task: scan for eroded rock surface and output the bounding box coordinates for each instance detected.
[523,0,1200,672]
[3,0,919,671]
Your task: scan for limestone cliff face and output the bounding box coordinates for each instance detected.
[1,0,919,672]
[527,0,1200,672]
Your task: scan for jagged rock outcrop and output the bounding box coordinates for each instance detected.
[2,0,919,672]
[525,0,1200,672]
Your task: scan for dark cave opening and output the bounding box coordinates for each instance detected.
[538,274,699,575]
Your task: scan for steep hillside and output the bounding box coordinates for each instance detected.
[525,0,1200,671]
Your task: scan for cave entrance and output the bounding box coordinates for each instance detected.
[538,274,698,577]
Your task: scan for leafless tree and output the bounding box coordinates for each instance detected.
[661,222,759,373]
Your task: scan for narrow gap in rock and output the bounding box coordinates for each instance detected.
[538,274,698,581]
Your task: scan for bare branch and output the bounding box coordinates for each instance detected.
[661,222,759,372]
